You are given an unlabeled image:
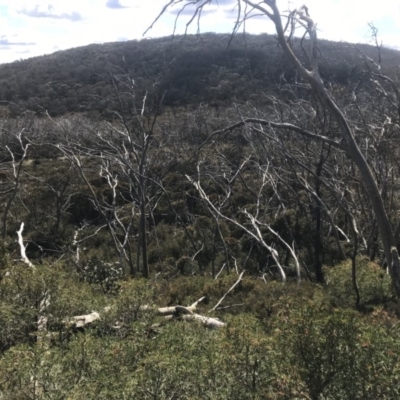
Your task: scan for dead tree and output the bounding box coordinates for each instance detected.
[187,160,304,282]
[53,69,171,278]
[1,130,29,239]
[151,0,400,296]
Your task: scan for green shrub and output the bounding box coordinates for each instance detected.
[0,259,398,399]
[0,262,107,351]
[324,257,393,308]
[80,257,124,293]
[277,306,359,399]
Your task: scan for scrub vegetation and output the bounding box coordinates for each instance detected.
[0,2,400,396]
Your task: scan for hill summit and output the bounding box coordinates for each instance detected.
[0,33,399,116]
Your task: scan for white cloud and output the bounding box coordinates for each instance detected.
[8,1,85,21]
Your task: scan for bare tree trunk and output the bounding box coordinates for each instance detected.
[314,147,326,282]
[349,218,361,309]
[139,193,149,278]
[2,134,29,239]
[243,0,400,296]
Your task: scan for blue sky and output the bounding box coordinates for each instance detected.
[0,0,399,64]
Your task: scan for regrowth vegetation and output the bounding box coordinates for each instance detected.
[0,0,400,397]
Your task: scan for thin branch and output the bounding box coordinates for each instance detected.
[200,118,343,151]
[209,270,245,312]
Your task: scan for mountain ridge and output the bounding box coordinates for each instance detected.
[0,32,399,116]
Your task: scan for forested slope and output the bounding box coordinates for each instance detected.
[0,30,400,399]
[1,33,399,116]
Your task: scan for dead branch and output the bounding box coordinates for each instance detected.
[199,118,343,152]
[3,131,29,239]
[17,222,34,268]
[209,270,245,312]
[214,303,245,311]
[215,263,226,279]
[187,171,287,282]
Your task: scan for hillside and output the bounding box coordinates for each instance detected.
[0,29,400,398]
[1,33,399,116]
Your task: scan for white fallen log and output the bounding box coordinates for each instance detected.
[155,296,206,316]
[139,296,206,315]
[65,312,101,328]
[182,313,226,329]
[172,306,226,329]
[63,296,226,330]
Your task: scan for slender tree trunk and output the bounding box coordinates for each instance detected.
[211,223,217,278]
[2,188,18,240]
[314,149,325,282]
[264,0,400,296]
[139,183,149,278]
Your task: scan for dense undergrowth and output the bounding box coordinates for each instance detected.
[0,27,400,399]
[0,249,399,399]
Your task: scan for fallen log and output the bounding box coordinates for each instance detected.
[65,311,101,328]
[152,296,206,316]
[171,306,226,329]
[64,296,226,330]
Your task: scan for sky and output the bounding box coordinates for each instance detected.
[0,0,399,65]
